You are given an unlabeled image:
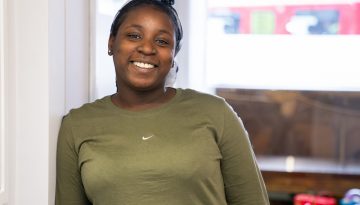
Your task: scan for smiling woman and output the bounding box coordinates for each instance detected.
[55,0,269,205]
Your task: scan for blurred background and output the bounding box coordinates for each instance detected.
[1,0,360,204]
[91,1,360,204]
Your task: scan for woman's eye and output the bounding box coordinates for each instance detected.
[156,39,169,46]
[127,33,141,40]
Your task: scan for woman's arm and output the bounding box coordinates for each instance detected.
[55,115,91,205]
[219,102,270,205]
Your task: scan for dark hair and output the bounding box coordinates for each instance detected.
[110,0,183,55]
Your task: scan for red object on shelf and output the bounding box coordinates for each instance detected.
[294,194,337,205]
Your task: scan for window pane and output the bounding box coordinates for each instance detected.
[216,89,360,171]
[206,0,360,175]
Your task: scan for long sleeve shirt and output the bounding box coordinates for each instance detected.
[56,88,270,205]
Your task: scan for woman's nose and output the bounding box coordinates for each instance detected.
[137,41,156,55]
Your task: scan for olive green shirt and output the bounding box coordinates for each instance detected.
[56,88,269,205]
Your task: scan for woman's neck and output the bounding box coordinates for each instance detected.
[111,87,176,111]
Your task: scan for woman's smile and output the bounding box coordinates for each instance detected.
[132,61,157,69]
[129,60,159,75]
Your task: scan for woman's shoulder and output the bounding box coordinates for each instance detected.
[179,88,227,105]
[64,95,113,121]
[179,89,230,115]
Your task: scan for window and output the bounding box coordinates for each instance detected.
[206,0,360,175]
[205,0,360,198]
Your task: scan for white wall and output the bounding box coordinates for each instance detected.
[8,0,64,203]
[66,0,90,112]
[175,0,209,93]
[4,0,90,204]
[173,1,190,89]
[0,0,8,204]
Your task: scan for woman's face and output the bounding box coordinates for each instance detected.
[108,5,176,92]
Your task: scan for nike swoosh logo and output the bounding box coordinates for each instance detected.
[142,135,154,140]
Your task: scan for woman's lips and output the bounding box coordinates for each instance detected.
[131,61,157,69]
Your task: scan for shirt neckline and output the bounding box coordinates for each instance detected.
[106,88,183,117]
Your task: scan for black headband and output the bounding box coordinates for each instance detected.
[160,0,175,6]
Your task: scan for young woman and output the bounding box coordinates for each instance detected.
[55,0,270,204]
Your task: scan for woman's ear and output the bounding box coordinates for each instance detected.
[108,35,115,56]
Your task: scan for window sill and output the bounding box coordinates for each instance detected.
[258,156,360,197]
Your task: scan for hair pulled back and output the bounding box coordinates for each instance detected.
[110,0,183,55]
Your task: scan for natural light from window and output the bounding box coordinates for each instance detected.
[206,0,360,91]
[208,0,360,175]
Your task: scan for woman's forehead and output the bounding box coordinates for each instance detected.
[120,5,175,33]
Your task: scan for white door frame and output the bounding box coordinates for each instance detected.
[4,0,90,204]
[0,0,8,202]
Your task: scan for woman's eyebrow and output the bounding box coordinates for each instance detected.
[123,24,173,36]
[157,29,173,36]
[123,24,143,30]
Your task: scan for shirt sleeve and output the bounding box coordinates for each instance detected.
[55,115,92,205]
[219,101,270,205]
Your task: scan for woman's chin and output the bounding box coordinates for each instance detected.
[127,77,164,90]
[130,82,162,92]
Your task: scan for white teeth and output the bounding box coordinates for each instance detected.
[133,61,155,69]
